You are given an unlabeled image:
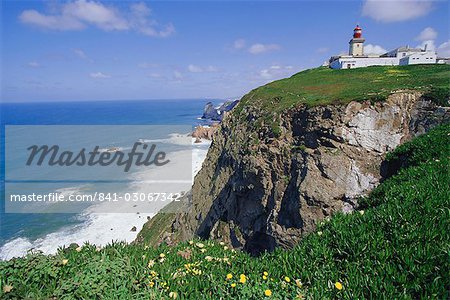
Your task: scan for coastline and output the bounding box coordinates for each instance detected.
[0,137,211,260]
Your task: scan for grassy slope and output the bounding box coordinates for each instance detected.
[1,124,448,299]
[236,64,449,113]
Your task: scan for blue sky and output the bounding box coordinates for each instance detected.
[1,0,449,102]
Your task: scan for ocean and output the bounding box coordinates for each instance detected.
[0,99,213,260]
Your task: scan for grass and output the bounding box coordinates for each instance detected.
[1,123,449,299]
[233,64,449,137]
[237,64,449,113]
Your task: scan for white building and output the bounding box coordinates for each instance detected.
[329,25,437,69]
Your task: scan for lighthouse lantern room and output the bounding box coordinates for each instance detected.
[349,25,365,56]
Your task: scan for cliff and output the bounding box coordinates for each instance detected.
[136,65,449,254]
[202,100,239,121]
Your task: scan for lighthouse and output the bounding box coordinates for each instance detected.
[349,25,365,56]
[329,25,437,69]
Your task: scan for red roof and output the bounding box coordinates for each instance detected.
[354,25,362,31]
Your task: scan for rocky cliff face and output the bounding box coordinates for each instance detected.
[138,91,449,255]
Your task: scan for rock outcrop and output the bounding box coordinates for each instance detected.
[137,91,449,255]
[202,100,239,121]
[191,124,219,141]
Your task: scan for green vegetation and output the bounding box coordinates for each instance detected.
[136,199,185,247]
[237,64,449,112]
[234,65,449,137]
[422,86,450,107]
[1,124,449,299]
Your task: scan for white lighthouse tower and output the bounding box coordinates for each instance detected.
[349,25,365,56]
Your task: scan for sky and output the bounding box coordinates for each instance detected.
[1,0,449,102]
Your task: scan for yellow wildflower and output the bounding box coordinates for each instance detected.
[205,256,213,262]
[189,240,194,245]
[75,246,82,252]
[196,242,205,248]
[317,231,323,236]
[219,242,225,246]
[263,275,268,280]
[231,283,236,288]
[284,276,291,283]
[359,210,365,215]
[264,289,272,297]
[159,253,166,258]
[226,273,233,280]
[149,281,155,288]
[62,259,68,265]
[263,271,268,276]
[295,279,303,288]
[190,268,202,276]
[239,274,247,284]
[335,281,343,290]
[200,248,207,253]
[223,246,229,250]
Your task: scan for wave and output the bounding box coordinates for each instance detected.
[0,139,211,261]
[0,211,152,260]
[139,132,192,146]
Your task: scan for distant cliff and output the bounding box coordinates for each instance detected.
[201,100,239,121]
[136,65,449,254]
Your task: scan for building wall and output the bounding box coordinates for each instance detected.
[349,42,364,56]
[330,57,399,69]
[399,52,437,65]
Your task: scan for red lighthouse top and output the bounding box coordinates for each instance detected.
[353,25,362,38]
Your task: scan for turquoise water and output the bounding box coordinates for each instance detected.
[0,99,211,255]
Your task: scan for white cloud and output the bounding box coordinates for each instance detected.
[19,10,85,30]
[62,0,128,30]
[73,48,88,59]
[417,40,436,51]
[362,0,434,23]
[364,44,387,55]
[232,39,281,55]
[188,64,203,73]
[89,72,111,78]
[317,47,329,54]
[187,64,218,73]
[27,62,41,68]
[255,65,294,81]
[19,1,174,37]
[128,2,175,37]
[413,28,438,52]
[248,43,281,55]
[148,73,162,78]
[437,40,450,57]
[415,27,437,41]
[233,39,246,50]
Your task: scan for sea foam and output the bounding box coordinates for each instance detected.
[0,139,211,260]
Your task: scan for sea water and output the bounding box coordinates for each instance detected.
[0,99,213,260]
